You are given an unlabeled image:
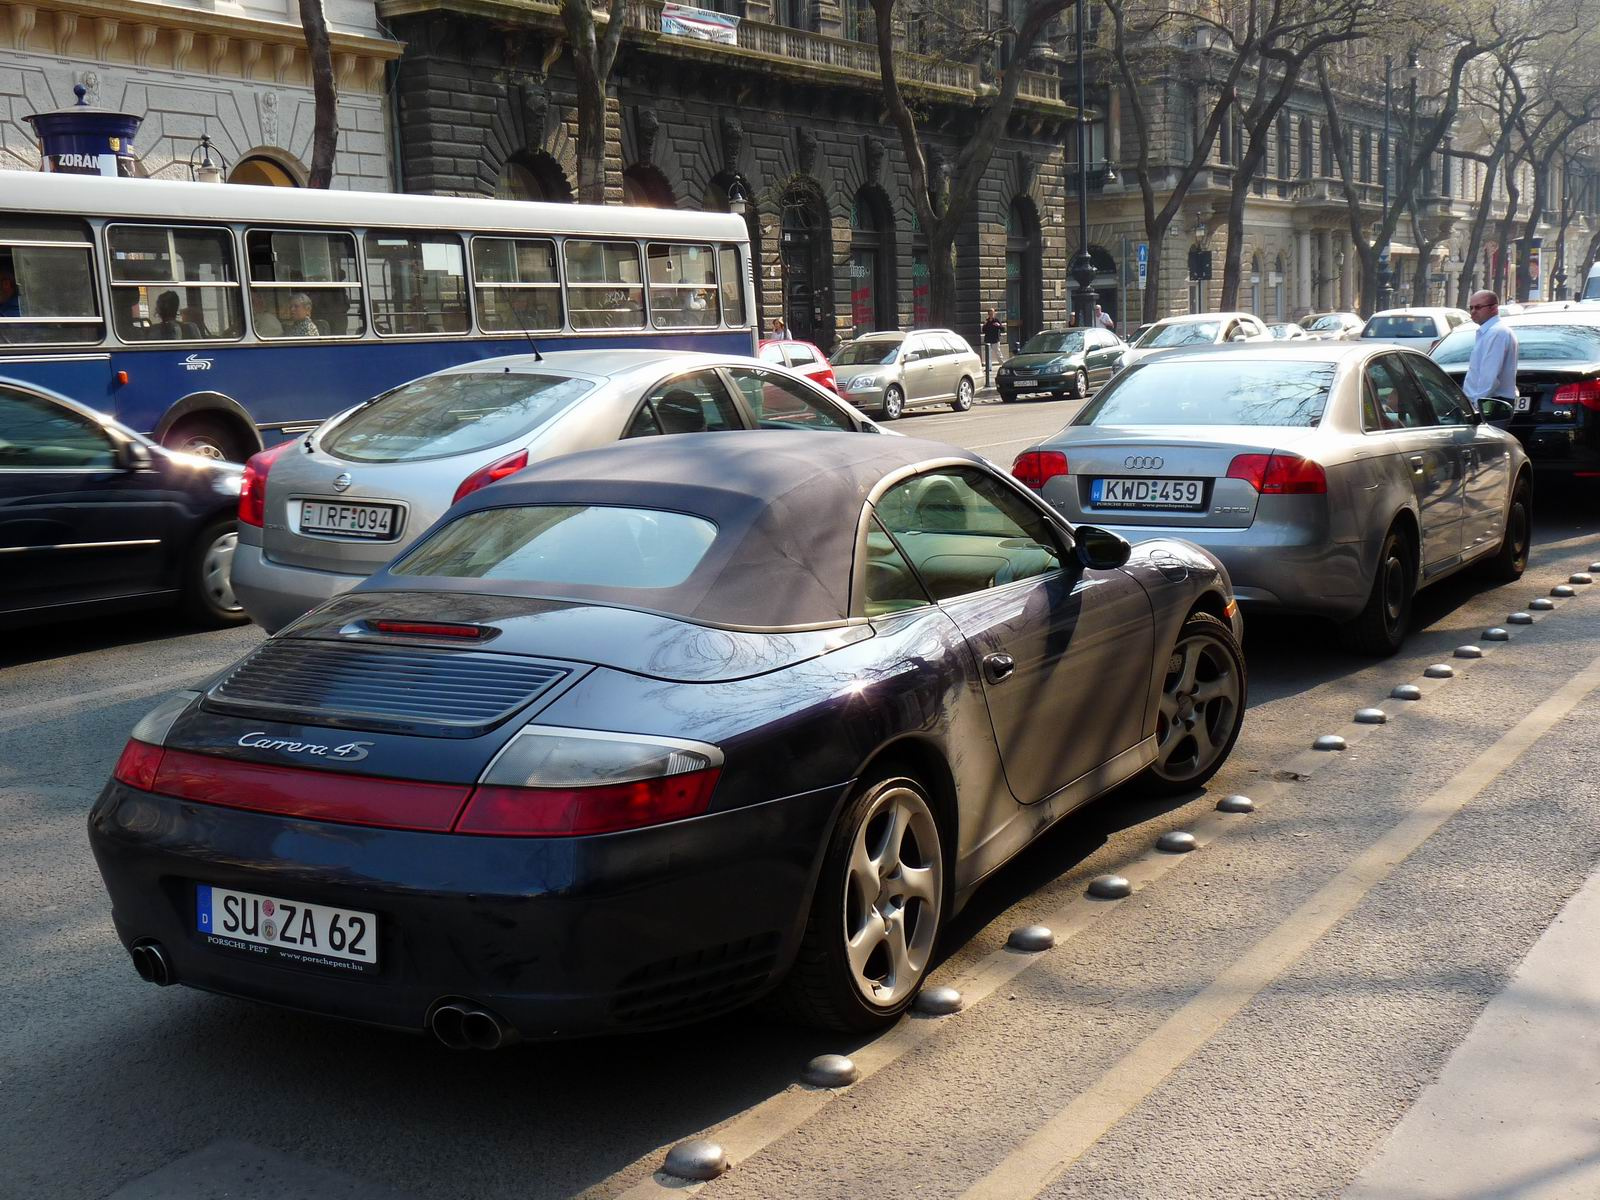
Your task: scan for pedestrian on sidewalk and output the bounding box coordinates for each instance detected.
[1462,290,1518,411]
[981,307,1004,386]
[769,315,788,338]
[1095,303,1115,333]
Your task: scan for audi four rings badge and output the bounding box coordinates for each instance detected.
[1123,456,1164,470]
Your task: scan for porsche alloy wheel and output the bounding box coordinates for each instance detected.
[1145,613,1245,795]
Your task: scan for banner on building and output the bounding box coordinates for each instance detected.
[661,5,739,44]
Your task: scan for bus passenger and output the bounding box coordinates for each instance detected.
[251,292,283,337]
[283,293,321,337]
[151,291,200,340]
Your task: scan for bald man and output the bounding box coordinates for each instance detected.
[1462,289,1518,410]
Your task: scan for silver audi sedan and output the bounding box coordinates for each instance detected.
[1012,342,1530,654]
[232,349,881,631]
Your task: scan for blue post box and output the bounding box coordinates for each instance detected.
[24,84,143,176]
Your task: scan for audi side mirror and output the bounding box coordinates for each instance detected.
[1075,525,1132,571]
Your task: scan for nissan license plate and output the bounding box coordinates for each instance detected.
[299,499,397,539]
[196,883,378,974]
[1090,477,1205,511]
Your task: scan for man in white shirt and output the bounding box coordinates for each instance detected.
[1461,290,1518,408]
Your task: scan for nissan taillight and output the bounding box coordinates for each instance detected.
[1012,450,1069,490]
[1552,381,1600,411]
[238,440,294,528]
[453,448,530,504]
[1225,452,1327,495]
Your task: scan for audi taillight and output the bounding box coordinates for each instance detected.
[238,440,294,528]
[1552,381,1600,411]
[1226,452,1327,495]
[1012,450,1069,490]
[455,728,723,836]
[453,448,529,504]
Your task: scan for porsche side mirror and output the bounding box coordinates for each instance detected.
[1075,525,1132,571]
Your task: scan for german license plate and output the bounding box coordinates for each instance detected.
[1091,477,1205,510]
[196,883,378,974]
[299,499,397,539]
[1515,395,1532,412]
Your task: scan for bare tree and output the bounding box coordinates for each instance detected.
[562,0,628,204]
[1452,65,1524,304]
[299,0,337,188]
[869,0,1072,326]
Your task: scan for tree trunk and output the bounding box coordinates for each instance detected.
[299,0,337,188]
[1495,166,1521,297]
[563,0,628,204]
[1456,149,1508,305]
[1219,164,1254,309]
[1141,221,1171,324]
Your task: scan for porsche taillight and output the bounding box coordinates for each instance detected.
[112,739,165,791]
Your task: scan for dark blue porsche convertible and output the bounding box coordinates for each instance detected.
[89,432,1245,1043]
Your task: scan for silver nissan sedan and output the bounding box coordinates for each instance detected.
[1012,342,1530,654]
[232,349,882,631]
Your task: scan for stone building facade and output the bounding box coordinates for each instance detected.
[380,0,1074,349]
[0,0,399,189]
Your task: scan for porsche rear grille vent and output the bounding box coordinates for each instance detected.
[205,641,570,735]
[610,933,780,1026]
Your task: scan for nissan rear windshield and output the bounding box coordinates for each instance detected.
[1433,323,1600,366]
[392,505,717,589]
[1077,360,1333,427]
[322,372,594,463]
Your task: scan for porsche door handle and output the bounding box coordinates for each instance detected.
[982,653,1015,683]
[1408,455,1426,471]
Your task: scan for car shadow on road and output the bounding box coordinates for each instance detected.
[0,610,261,670]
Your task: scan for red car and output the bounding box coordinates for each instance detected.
[759,338,838,393]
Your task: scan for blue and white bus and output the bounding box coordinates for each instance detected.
[0,173,756,460]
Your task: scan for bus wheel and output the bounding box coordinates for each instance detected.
[166,416,248,463]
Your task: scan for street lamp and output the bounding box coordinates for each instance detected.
[188,134,227,184]
[1069,0,1098,328]
[726,178,750,217]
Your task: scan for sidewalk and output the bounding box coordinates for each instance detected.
[1345,866,1600,1199]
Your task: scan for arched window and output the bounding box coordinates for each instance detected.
[229,154,300,187]
[779,179,832,346]
[496,152,573,203]
[622,165,675,208]
[850,188,896,335]
[1007,199,1043,346]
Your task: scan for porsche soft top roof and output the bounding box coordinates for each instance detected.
[366,431,986,629]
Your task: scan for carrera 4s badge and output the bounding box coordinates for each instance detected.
[238,732,374,762]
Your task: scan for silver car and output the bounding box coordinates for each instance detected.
[232,349,881,631]
[833,329,983,419]
[1358,307,1470,350]
[1012,342,1531,654]
[1117,312,1273,371]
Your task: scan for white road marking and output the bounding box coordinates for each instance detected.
[1,671,210,730]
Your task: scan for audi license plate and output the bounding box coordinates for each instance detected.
[196,883,378,974]
[1091,477,1205,511]
[299,499,397,539]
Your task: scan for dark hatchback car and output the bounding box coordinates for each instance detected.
[997,327,1126,402]
[1433,311,1600,481]
[90,432,1244,1044]
[0,378,245,629]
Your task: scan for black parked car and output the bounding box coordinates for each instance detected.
[0,378,245,629]
[997,327,1126,402]
[1432,311,1600,481]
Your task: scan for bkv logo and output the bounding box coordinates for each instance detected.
[180,353,214,372]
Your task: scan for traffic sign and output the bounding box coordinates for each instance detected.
[1137,243,1148,289]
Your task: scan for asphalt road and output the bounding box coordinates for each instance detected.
[5,397,1600,1200]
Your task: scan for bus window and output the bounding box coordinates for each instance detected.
[472,237,562,333]
[0,218,102,345]
[718,244,747,327]
[365,232,470,336]
[247,229,365,339]
[566,240,644,330]
[107,225,242,343]
[648,242,718,329]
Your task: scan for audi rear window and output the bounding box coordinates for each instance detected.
[322,372,594,463]
[1433,323,1600,366]
[392,505,717,589]
[1078,360,1333,427]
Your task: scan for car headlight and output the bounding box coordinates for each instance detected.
[847,374,882,391]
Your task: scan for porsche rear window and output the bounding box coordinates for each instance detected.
[1079,360,1333,427]
[323,372,593,463]
[392,505,717,589]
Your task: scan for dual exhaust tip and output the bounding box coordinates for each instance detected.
[129,940,173,987]
[429,1000,516,1050]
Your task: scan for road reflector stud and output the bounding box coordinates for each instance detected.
[1590,562,1600,572]
[1314,734,1347,751]
[1483,627,1510,641]
[1391,684,1423,700]
[1571,573,1593,585]
[1530,598,1556,611]
[913,985,964,1016]
[1552,585,1576,598]
[663,1139,729,1181]
[1087,875,1133,900]
[1008,924,1057,950]
[1424,664,1455,678]
[801,1054,860,1088]
[1508,612,1534,625]
[1454,645,1483,659]
[1354,707,1387,724]
[1157,831,1197,853]
[1217,794,1255,813]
